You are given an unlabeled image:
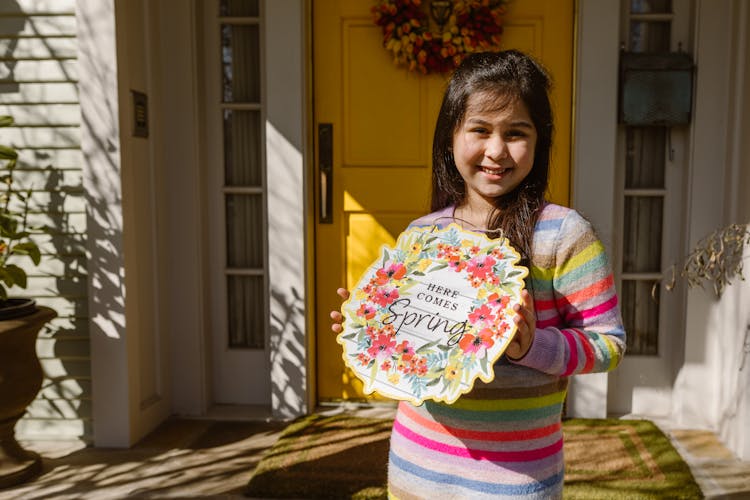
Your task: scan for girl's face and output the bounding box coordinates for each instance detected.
[452,92,537,211]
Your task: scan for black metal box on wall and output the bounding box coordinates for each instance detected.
[619,52,694,126]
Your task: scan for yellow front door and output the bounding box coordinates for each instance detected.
[314,0,575,401]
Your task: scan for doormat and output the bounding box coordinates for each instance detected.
[244,415,702,499]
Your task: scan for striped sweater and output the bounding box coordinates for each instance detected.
[388,203,626,499]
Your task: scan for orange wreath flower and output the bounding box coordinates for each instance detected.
[372,0,508,74]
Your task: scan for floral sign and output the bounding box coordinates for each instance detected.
[337,223,528,405]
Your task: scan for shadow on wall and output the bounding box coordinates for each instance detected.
[0,0,23,90]
[269,286,306,418]
[0,0,94,439]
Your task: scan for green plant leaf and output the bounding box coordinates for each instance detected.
[3,263,27,289]
[0,145,17,160]
[11,241,41,265]
[416,340,440,354]
[0,116,13,127]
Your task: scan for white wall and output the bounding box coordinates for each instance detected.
[672,0,750,460]
[1,0,90,441]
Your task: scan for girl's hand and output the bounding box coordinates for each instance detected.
[506,289,535,360]
[329,288,350,333]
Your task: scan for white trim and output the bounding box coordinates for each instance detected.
[157,0,210,416]
[567,0,621,418]
[77,0,129,446]
[265,0,309,419]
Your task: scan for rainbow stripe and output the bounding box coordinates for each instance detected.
[389,203,626,498]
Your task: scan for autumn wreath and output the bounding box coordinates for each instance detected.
[372,0,508,74]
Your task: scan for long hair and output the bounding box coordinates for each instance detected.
[431,50,553,260]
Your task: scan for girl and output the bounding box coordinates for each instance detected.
[331,50,626,499]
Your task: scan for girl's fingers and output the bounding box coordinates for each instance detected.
[330,288,350,334]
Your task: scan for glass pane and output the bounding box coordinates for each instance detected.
[220,0,259,17]
[227,275,265,348]
[623,196,663,273]
[221,24,260,103]
[625,127,665,189]
[226,194,264,268]
[223,109,262,186]
[630,0,672,14]
[621,280,659,355]
[629,21,671,52]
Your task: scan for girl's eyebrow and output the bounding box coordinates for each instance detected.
[465,117,535,129]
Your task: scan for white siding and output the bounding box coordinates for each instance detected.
[0,0,90,441]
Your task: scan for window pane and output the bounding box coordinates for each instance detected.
[226,194,264,268]
[630,0,672,14]
[621,280,659,355]
[623,196,663,273]
[221,24,260,103]
[220,0,259,17]
[629,21,670,52]
[227,275,265,348]
[223,109,262,186]
[626,127,665,189]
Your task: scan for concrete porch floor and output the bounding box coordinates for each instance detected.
[1,407,749,499]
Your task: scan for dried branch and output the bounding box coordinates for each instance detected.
[666,223,750,297]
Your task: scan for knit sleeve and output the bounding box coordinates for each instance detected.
[510,210,626,375]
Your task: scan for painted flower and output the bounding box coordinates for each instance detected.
[417,258,432,272]
[373,286,400,307]
[415,357,428,375]
[445,362,460,380]
[491,247,505,259]
[410,243,422,254]
[376,262,407,284]
[487,292,510,311]
[470,275,484,288]
[468,304,495,326]
[448,257,467,272]
[380,360,392,371]
[466,255,496,280]
[493,321,510,339]
[395,340,414,362]
[459,328,495,357]
[387,372,400,384]
[367,333,397,359]
[357,303,377,320]
[357,353,371,366]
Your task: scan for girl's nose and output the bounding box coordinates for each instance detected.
[485,135,508,162]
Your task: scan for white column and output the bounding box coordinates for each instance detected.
[265,0,310,418]
[77,0,130,446]
[568,0,621,418]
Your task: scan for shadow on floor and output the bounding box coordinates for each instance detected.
[1,418,286,499]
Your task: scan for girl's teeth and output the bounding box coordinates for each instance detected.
[481,167,506,174]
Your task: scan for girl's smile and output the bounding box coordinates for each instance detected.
[452,93,537,220]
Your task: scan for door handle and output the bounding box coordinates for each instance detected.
[319,123,333,224]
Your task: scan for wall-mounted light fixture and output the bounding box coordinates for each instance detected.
[619,51,694,126]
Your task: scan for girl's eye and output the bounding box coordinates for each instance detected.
[505,129,526,139]
[470,127,489,134]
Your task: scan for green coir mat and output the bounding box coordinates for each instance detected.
[244,415,702,499]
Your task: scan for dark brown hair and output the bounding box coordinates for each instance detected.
[431,50,553,260]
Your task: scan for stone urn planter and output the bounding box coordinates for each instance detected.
[0,304,56,488]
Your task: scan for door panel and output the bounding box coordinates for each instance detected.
[314,0,574,400]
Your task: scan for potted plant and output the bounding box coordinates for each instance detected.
[0,115,57,487]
